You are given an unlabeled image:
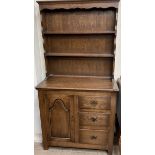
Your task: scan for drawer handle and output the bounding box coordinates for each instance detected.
[91,101,97,106]
[91,135,97,140]
[90,117,97,122]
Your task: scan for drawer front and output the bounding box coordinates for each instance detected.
[79,112,110,128]
[79,96,111,110]
[79,129,108,145]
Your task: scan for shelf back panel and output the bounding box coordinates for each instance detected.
[43,9,116,33]
[45,34,114,54]
[46,57,113,77]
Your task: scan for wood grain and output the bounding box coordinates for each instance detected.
[79,129,109,146]
[37,0,119,11]
[46,57,113,77]
[47,94,72,141]
[36,75,118,91]
[44,9,115,33]
[34,142,120,155]
[79,112,110,128]
[45,34,114,54]
[38,91,49,150]
[78,95,111,110]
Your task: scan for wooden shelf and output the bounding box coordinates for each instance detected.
[36,75,118,91]
[43,31,116,35]
[44,53,114,58]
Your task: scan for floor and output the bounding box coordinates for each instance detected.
[34,143,120,155]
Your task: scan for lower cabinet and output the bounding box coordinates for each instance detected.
[38,90,116,155]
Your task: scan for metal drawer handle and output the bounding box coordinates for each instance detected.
[91,135,97,140]
[90,117,97,122]
[91,101,97,106]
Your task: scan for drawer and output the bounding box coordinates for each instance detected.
[79,112,110,128]
[79,129,108,145]
[79,96,111,110]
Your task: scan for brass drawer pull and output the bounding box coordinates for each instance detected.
[91,135,97,140]
[90,117,97,122]
[90,101,97,106]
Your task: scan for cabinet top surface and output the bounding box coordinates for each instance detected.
[36,75,118,91]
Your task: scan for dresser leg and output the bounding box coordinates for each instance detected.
[42,142,48,150]
[108,149,113,155]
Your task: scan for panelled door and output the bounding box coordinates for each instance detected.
[46,94,74,142]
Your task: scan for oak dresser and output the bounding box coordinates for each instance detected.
[36,0,119,155]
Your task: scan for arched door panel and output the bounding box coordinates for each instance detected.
[46,94,74,142]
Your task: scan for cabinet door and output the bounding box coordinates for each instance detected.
[46,94,74,142]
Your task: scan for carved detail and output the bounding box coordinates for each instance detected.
[49,99,69,112]
[38,1,119,11]
[40,7,117,12]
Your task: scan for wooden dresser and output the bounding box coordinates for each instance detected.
[36,0,119,154]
